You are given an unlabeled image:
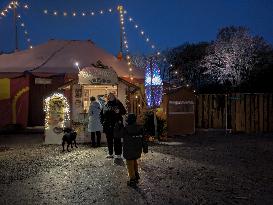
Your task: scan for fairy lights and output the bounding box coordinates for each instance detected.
[124,10,192,89]
[42,8,114,17]
[0,1,18,20]
[117,5,135,81]
[17,13,33,49]
[145,61,163,108]
[44,93,70,129]
[125,12,161,56]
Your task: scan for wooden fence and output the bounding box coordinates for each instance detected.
[195,94,273,133]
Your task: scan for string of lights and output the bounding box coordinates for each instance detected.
[44,93,70,129]
[125,12,161,56]
[117,5,134,81]
[125,11,193,90]
[0,1,18,20]
[17,13,33,49]
[42,7,114,17]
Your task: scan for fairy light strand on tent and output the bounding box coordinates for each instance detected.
[0,1,17,20]
[126,12,161,56]
[40,5,136,81]
[117,5,134,81]
[42,7,114,17]
[17,13,33,49]
[125,11,192,89]
[0,1,30,20]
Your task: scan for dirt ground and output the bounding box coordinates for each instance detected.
[0,132,273,205]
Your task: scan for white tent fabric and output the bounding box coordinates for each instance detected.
[0,40,144,79]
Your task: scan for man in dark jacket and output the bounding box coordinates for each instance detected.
[101,93,126,158]
[122,113,148,187]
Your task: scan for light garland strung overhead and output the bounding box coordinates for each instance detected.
[125,12,161,57]
[42,8,114,17]
[0,1,32,49]
[125,11,193,90]
[39,4,135,82]
[0,1,17,20]
[117,5,134,81]
[0,1,29,20]
[17,13,33,49]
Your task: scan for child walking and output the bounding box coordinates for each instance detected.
[120,113,148,187]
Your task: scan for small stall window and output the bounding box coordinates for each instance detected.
[169,100,194,114]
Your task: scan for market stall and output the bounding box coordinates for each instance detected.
[70,61,126,143]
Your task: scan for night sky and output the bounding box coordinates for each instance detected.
[0,0,273,55]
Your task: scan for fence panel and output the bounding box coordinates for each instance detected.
[196,93,273,133]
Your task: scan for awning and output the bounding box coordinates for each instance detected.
[78,60,118,85]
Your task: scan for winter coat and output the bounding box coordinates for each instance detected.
[101,99,126,134]
[122,124,148,160]
[88,101,103,132]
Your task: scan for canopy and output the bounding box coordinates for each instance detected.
[0,39,144,80]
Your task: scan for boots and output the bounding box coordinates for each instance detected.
[135,172,140,183]
[127,179,137,187]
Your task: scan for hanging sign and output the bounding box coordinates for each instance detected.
[78,60,118,85]
[35,78,52,84]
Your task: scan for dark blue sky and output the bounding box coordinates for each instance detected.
[0,0,273,55]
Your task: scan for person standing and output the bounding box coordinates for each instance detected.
[88,96,103,147]
[101,93,126,158]
[121,113,148,187]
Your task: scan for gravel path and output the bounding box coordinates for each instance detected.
[0,132,273,204]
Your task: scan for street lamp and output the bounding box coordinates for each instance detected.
[74,61,80,72]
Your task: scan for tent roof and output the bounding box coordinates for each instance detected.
[0,39,144,79]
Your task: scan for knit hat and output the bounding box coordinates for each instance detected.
[126,113,137,125]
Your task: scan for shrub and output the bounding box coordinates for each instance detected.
[143,111,167,139]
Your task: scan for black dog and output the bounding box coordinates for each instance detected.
[62,128,78,152]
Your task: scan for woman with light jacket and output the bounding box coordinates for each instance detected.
[88,96,103,147]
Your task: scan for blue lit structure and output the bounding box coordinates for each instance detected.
[145,61,163,108]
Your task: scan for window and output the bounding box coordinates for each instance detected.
[169,101,194,114]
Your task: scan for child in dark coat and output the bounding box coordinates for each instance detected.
[121,113,148,187]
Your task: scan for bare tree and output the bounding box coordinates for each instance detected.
[202,26,268,86]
